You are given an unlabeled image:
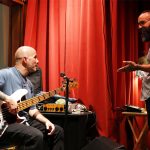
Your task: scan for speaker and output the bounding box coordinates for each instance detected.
[82,136,126,150]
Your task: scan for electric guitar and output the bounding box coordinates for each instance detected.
[0,80,78,136]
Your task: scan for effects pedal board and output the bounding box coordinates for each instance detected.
[40,103,65,112]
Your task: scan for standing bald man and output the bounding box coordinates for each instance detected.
[0,46,64,150]
[118,10,150,128]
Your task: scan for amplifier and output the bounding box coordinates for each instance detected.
[39,103,65,112]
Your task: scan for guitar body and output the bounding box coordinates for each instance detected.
[1,103,17,124]
[0,89,28,124]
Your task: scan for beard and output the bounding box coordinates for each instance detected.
[141,27,150,42]
[28,65,37,74]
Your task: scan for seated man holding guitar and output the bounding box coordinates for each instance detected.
[0,46,64,150]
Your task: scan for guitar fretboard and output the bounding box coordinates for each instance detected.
[17,87,64,111]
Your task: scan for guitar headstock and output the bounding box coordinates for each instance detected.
[62,79,78,90]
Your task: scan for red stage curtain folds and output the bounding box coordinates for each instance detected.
[24,0,148,147]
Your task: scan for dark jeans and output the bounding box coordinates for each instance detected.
[0,118,64,150]
[146,97,150,128]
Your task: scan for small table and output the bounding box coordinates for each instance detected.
[122,111,148,150]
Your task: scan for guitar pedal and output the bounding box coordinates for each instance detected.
[41,104,65,112]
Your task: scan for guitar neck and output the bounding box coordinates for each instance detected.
[17,87,64,111]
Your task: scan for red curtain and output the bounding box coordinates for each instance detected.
[24,0,149,148]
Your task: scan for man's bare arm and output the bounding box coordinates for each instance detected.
[0,91,17,112]
[117,61,150,72]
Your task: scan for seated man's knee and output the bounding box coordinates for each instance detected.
[55,125,64,139]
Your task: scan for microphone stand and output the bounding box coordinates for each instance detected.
[60,73,70,150]
[65,77,69,116]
